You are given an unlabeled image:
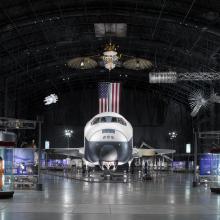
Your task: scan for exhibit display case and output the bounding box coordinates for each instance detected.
[0,148,14,191]
[0,148,38,190]
[199,153,220,187]
[200,153,220,176]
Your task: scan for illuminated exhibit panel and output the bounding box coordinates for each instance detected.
[200,154,220,176]
[0,131,17,191]
[48,159,67,168]
[0,156,3,174]
[0,156,3,190]
[13,148,35,175]
[0,148,13,191]
[172,161,194,171]
[84,112,133,170]
[0,148,39,190]
[172,161,186,171]
[4,149,13,175]
[13,148,37,189]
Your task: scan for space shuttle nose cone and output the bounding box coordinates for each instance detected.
[99,145,118,161]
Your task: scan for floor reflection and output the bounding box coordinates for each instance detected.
[0,173,220,220]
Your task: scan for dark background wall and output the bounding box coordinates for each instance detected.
[27,84,193,153]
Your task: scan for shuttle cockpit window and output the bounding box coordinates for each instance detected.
[111,117,117,122]
[100,117,107,122]
[104,116,112,122]
[91,117,100,125]
[91,116,127,126]
[118,118,127,126]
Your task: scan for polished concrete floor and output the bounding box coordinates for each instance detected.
[0,173,220,220]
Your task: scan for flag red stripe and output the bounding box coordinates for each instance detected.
[112,83,114,112]
[115,83,118,113]
[114,83,116,112]
[99,99,101,113]
[116,84,117,113]
[118,84,120,113]
[106,98,108,112]
[117,83,119,113]
[116,83,118,112]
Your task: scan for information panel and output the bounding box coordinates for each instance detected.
[13,148,35,175]
[200,154,220,175]
[172,161,186,171]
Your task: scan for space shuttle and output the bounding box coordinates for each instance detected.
[83,112,133,170]
[51,112,175,171]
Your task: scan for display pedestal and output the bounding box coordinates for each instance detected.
[0,191,14,199]
[36,183,43,191]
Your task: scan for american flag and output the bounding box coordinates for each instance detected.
[99,82,121,113]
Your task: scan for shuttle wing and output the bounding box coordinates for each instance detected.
[153,149,176,155]
[45,148,96,167]
[133,148,175,157]
[45,148,84,158]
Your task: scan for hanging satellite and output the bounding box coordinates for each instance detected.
[67,42,152,71]
[209,92,220,104]
[123,58,152,70]
[102,42,119,71]
[189,90,220,117]
[67,57,98,69]
[189,90,208,117]
[44,94,58,105]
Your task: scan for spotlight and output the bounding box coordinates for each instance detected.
[65,129,73,137]
[65,129,73,148]
[168,131,178,140]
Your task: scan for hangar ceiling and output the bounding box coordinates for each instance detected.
[0,0,220,109]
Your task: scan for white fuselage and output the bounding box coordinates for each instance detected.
[83,112,133,169]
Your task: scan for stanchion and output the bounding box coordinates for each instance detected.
[193,130,198,187]
[36,116,43,191]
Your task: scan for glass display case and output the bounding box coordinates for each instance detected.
[200,153,220,176]
[0,148,38,190]
[199,153,220,187]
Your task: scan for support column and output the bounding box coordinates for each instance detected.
[4,78,8,117]
[36,118,43,191]
[193,130,198,187]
